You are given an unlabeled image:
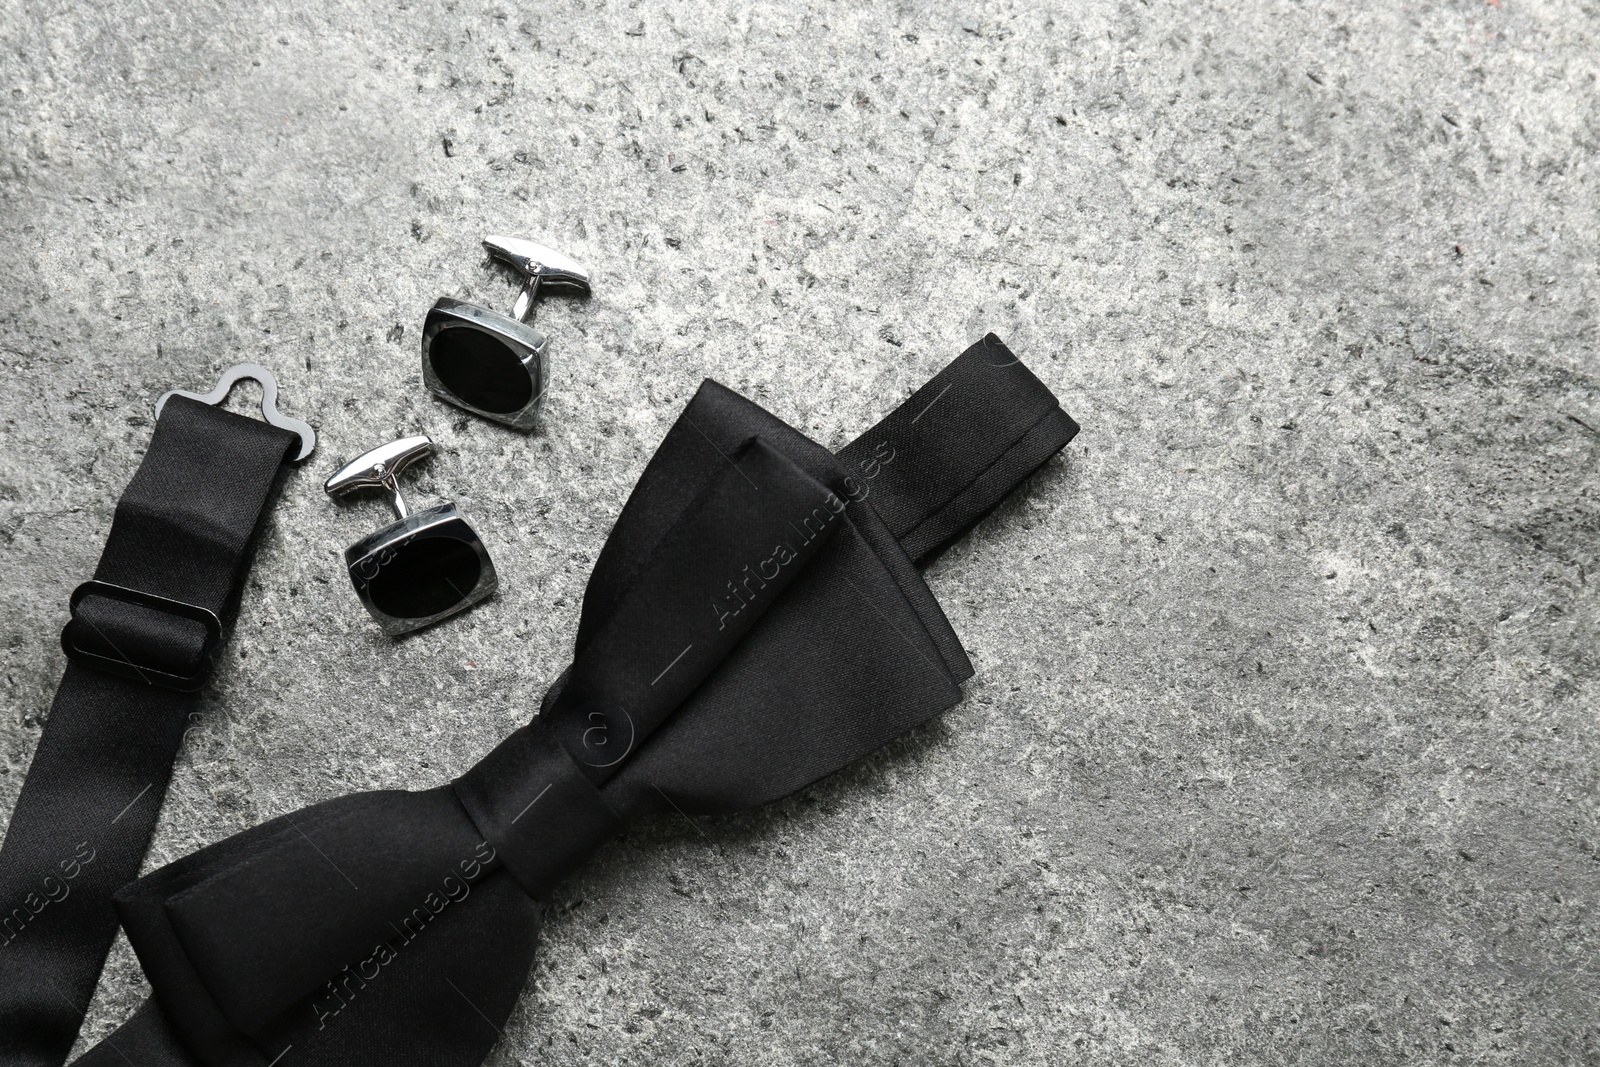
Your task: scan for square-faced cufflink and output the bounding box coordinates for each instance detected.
[323,435,498,636]
[422,236,591,432]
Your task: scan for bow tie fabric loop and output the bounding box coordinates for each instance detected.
[73,335,1080,1067]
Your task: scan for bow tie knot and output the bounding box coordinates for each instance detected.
[452,721,622,905]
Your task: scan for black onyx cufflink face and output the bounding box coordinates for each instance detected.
[324,435,498,636]
[422,236,591,432]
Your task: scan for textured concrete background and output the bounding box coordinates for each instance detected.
[2,0,1597,1063]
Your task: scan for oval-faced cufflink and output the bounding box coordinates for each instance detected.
[324,435,498,636]
[422,236,591,432]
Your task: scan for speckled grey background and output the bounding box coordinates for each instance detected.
[2,0,1597,1063]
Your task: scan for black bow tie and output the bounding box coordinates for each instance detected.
[72,335,1078,1067]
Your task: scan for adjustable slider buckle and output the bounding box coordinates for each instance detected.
[61,581,223,692]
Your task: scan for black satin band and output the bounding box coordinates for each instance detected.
[837,333,1080,564]
[0,398,298,1067]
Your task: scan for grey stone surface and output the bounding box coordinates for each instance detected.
[2,0,1597,1063]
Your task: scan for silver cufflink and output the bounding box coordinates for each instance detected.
[323,435,498,636]
[422,236,591,432]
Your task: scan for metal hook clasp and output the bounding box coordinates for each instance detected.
[154,363,317,462]
[483,236,592,323]
[323,435,434,520]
